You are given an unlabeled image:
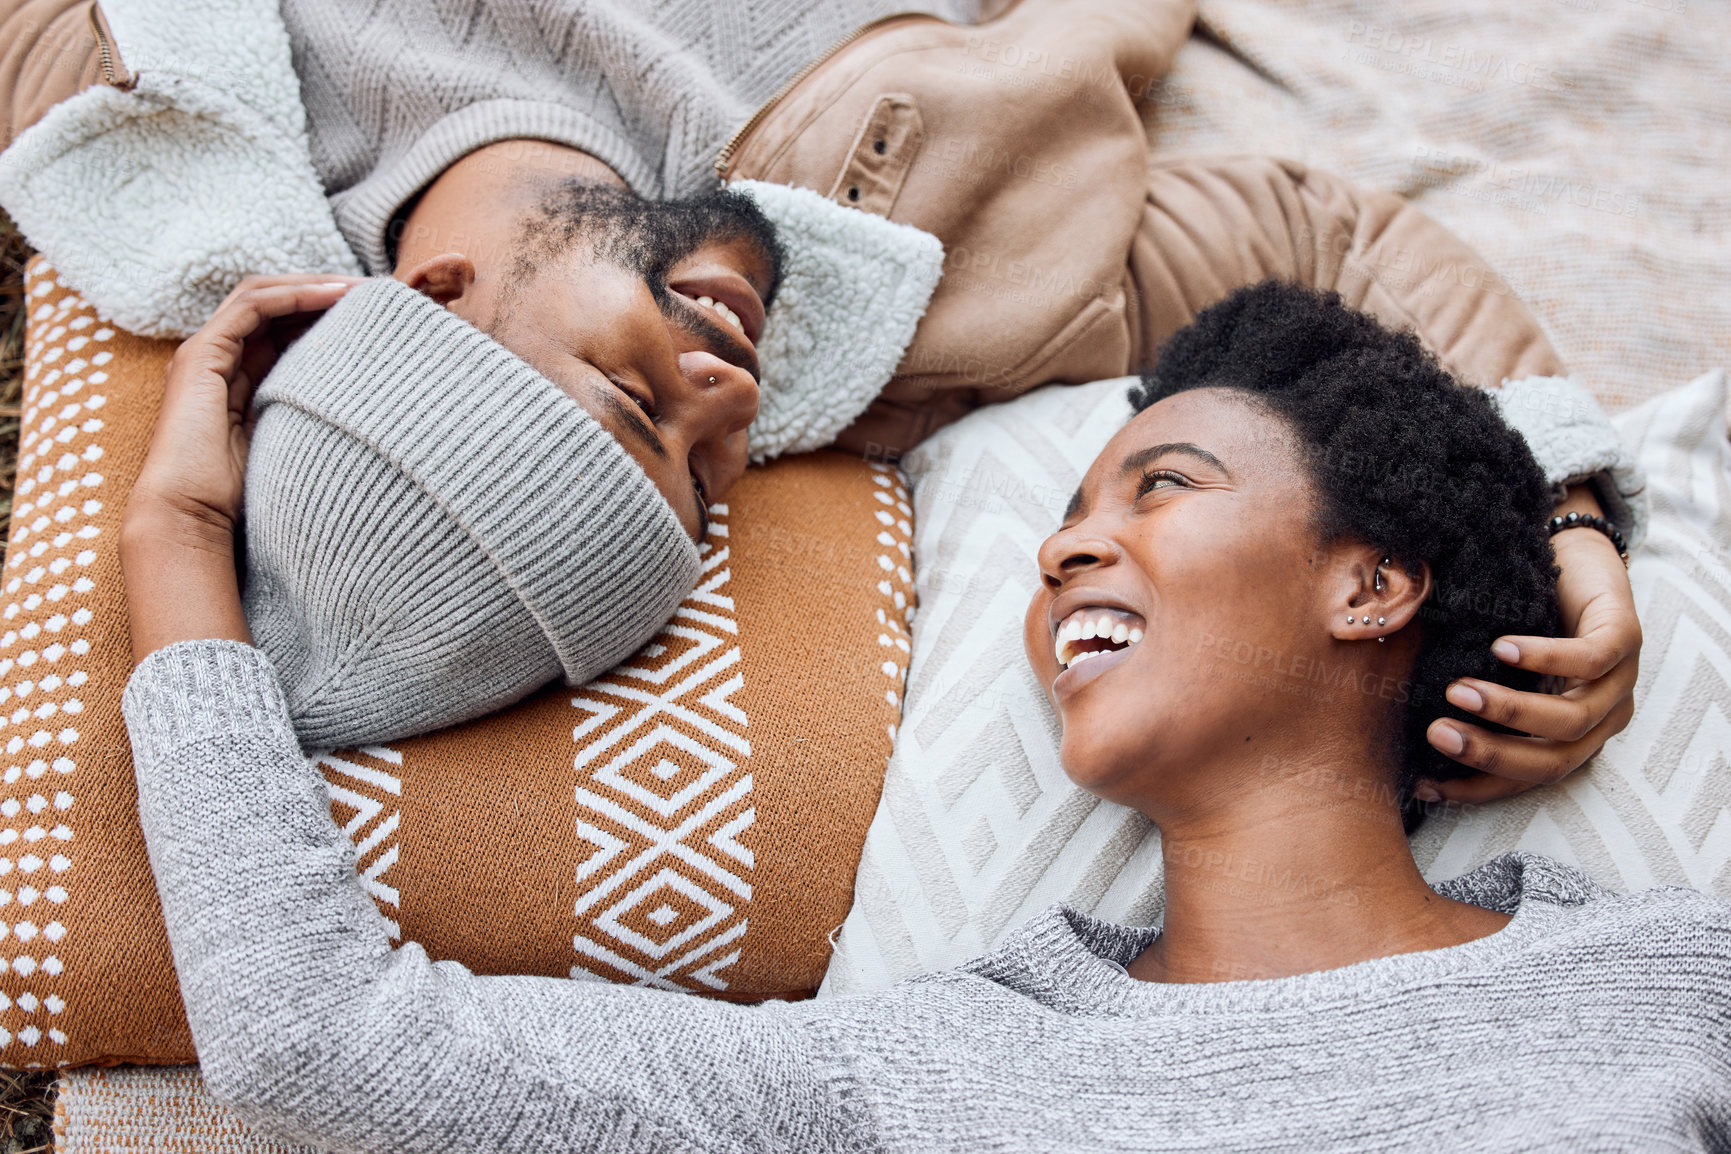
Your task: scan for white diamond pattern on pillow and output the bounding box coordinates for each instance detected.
[819,379,1165,996]
[1412,370,1731,892]
[821,371,1731,998]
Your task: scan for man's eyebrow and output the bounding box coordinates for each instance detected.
[598,390,669,460]
[1121,442,1231,479]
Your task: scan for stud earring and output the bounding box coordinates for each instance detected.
[1347,616,1356,624]
[1377,636,1385,644]
[1377,617,1386,626]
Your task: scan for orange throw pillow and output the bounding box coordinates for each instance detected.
[0,259,916,1067]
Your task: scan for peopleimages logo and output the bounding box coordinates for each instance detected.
[1341,21,1572,94]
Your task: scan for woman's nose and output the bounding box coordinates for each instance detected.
[1036,522,1120,591]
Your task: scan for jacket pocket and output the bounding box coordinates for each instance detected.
[826,93,924,217]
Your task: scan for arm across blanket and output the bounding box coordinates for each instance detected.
[124,640,845,1153]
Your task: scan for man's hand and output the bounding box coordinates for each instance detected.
[121,275,362,666]
[1417,484,1640,804]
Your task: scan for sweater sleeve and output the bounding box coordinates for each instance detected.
[122,638,843,1154]
[1491,374,1649,550]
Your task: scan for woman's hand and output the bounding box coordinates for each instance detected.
[121,275,363,665]
[1418,485,1640,805]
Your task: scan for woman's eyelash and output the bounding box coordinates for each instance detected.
[1136,468,1189,496]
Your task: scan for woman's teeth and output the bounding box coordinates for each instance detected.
[695,295,744,333]
[1054,611,1145,669]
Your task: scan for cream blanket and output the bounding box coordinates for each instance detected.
[1143,0,1730,412]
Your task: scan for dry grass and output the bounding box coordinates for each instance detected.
[0,214,56,1148]
[0,1070,53,1154]
[1,208,28,541]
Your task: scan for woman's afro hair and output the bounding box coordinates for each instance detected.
[1129,281,1561,826]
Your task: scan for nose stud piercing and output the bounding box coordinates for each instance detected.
[708,375,717,384]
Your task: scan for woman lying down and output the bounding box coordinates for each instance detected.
[120,279,1728,1152]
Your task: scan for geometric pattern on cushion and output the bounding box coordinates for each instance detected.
[819,370,1731,998]
[819,378,1162,996]
[1,259,915,1067]
[1411,370,1731,891]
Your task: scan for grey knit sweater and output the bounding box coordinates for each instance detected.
[281,0,979,271]
[124,638,1731,1153]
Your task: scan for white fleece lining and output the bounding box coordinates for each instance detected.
[0,0,362,338]
[732,180,945,460]
[0,2,944,462]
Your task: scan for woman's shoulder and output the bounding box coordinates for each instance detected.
[1451,851,1731,977]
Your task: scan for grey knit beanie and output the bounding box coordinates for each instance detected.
[241,277,701,750]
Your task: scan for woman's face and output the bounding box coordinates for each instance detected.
[1022,387,1345,812]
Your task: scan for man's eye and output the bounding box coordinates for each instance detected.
[609,375,658,420]
[1136,468,1189,496]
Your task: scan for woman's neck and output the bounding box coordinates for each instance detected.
[1127,763,1510,984]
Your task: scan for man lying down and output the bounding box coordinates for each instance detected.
[7,0,1648,808]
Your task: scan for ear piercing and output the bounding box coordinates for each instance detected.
[1348,613,1389,640]
[1366,556,1393,639]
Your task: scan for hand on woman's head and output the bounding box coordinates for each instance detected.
[1024,281,1564,829]
[1022,386,1436,819]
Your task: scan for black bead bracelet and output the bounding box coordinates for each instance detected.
[1547,511,1630,567]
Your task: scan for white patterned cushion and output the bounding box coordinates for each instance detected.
[819,370,1731,996]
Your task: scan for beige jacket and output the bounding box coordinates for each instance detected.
[3,0,1565,460]
[721,0,1565,455]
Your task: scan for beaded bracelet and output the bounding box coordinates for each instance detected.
[1547,511,1630,568]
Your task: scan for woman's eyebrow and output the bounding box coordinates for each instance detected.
[1120,442,1231,479]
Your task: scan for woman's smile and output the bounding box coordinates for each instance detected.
[1050,603,1147,697]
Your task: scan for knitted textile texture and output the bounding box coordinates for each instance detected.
[117,637,1731,1152]
[242,277,698,750]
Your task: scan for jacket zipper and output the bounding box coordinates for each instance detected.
[86,2,133,89]
[714,12,921,182]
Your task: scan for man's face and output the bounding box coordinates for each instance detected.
[397,161,782,541]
